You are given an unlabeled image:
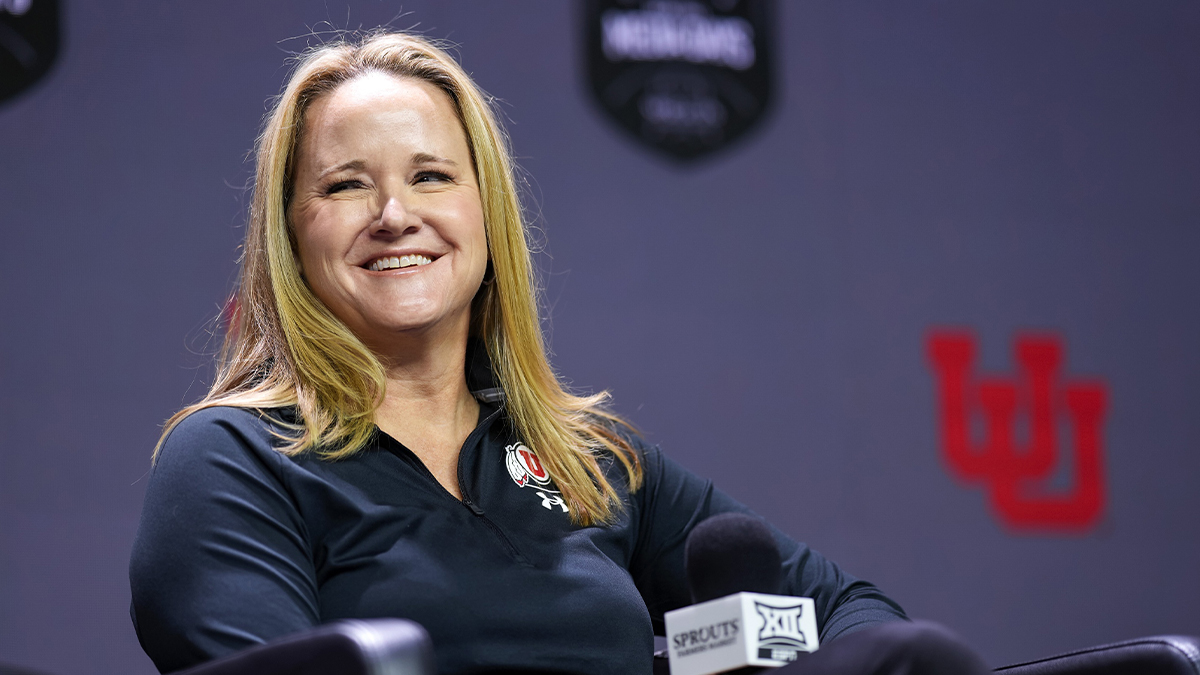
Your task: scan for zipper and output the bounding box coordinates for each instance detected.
[378,404,532,565]
[456,406,533,566]
[462,496,531,564]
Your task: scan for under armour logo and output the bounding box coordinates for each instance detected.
[535,491,569,513]
[754,602,806,648]
[927,330,1108,531]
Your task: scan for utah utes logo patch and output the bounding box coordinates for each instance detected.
[505,443,569,513]
[506,442,550,487]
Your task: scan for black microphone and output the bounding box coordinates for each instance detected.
[667,514,818,675]
[685,513,784,603]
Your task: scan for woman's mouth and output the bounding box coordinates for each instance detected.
[366,254,433,272]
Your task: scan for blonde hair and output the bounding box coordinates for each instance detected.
[159,31,642,525]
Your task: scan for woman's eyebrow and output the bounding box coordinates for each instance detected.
[411,152,458,167]
[317,159,367,179]
[317,155,457,178]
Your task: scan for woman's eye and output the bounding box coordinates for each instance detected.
[415,171,452,184]
[325,179,364,195]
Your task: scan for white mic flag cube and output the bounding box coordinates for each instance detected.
[664,592,819,675]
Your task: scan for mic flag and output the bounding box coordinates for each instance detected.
[667,514,819,675]
[665,592,819,675]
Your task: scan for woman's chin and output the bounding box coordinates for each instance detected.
[354,310,471,350]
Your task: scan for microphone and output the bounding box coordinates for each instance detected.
[665,514,819,675]
[686,512,784,602]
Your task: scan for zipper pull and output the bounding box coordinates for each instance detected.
[462,498,485,516]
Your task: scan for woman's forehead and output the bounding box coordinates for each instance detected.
[297,73,468,169]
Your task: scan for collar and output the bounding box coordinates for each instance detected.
[466,339,505,404]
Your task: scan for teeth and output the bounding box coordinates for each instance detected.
[368,254,432,271]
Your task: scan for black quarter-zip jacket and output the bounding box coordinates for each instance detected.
[131,396,905,675]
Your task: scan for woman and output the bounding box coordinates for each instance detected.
[129,32,981,675]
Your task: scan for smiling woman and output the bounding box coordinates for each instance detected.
[127,31,935,675]
[147,32,641,512]
[289,72,489,358]
[287,72,492,496]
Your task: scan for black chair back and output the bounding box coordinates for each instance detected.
[176,619,434,675]
[996,636,1200,675]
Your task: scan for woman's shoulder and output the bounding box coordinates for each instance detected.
[597,424,705,496]
[157,405,297,467]
[583,414,673,489]
[168,404,294,436]
[584,411,650,448]
[605,418,665,462]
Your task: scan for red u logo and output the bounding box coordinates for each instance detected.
[927,330,1109,531]
[519,448,548,480]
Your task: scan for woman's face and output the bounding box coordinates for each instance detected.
[289,71,487,352]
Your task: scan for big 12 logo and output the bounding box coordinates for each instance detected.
[926,330,1109,531]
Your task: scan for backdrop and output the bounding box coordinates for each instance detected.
[1,2,1198,674]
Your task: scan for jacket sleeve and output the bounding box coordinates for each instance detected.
[129,408,319,673]
[626,442,908,641]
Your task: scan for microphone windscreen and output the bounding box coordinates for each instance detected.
[684,513,784,604]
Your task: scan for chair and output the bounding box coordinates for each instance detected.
[646,634,1200,675]
[995,636,1200,675]
[4,627,1196,675]
[174,619,433,675]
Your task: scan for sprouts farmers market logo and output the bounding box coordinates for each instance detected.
[671,618,740,657]
[926,329,1109,532]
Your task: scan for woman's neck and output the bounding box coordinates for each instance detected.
[371,326,480,500]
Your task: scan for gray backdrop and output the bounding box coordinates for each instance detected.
[1,2,1198,674]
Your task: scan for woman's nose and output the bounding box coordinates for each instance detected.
[374,195,421,235]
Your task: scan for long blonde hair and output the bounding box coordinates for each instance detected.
[159,31,642,525]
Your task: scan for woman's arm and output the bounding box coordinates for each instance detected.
[626,443,907,641]
[129,407,319,673]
